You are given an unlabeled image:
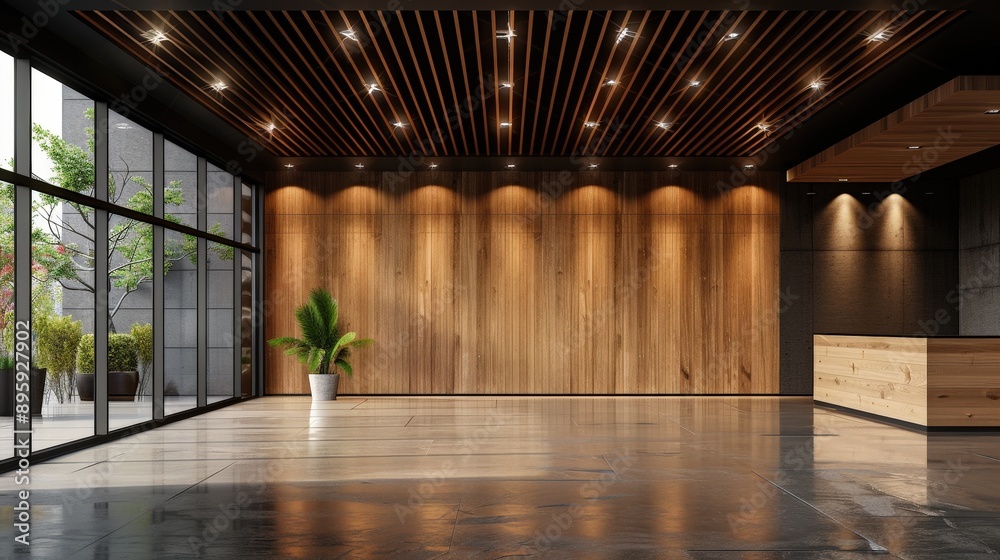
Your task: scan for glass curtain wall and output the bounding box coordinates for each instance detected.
[0,53,257,462]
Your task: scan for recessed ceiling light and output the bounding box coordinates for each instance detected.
[584,121,600,128]
[500,82,513,89]
[588,163,599,169]
[986,109,1000,114]
[689,80,702,87]
[428,163,438,169]
[668,164,679,169]
[744,164,755,169]
[392,121,407,129]
[340,28,360,42]
[810,80,827,90]
[654,121,673,130]
[141,30,168,45]
[862,191,872,195]
[722,32,740,42]
[925,192,935,195]
[506,163,516,169]
[497,26,516,43]
[867,27,893,43]
[806,192,816,195]
[615,27,637,44]
[500,122,512,128]
[267,123,277,132]
[908,145,922,150]
[366,83,381,95]
[355,163,365,169]
[283,163,295,169]
[114,123,132,130]
[210,81,227,92]
[757,122,771,132]
[603,79,618,87]
[839,179,850,182]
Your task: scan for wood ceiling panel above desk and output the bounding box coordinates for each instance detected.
[788,76,1000,183]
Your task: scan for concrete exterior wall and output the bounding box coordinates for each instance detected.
[958,168,1000,335]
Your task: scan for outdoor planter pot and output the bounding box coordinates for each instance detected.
[76,371,139,401]
[0,367,47,416]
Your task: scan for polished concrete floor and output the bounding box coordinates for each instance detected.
[1,396,999,559]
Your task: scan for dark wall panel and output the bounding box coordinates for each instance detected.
[780,180,959,394]
[959,168,1000,335]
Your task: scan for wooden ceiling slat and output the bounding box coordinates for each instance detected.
[557,10,614,156]
[470,11,491,155]
[634,10,753,156]
[257,11,373,155]
[402,11,457,155]
[694,11,878,156]
[538,10,574,155]
[614,11,714,156]
[299,13,399,156]
[339,10,415,155]
[572,10,642,157]
[552,10,599,156]
[287,11,385,156]
[74,9,965,159]
[433,11,470,156]
[583,11,663,156]
[366,11,438,157]
[516,11,536,155]
[88,11,312,156]
[334,11,416,155]
[219,11,349,155]
[451,12,480,155]
[490,12,502,156]
[527,11,554,156]
[651,11,777,157]
[591,10,687,157]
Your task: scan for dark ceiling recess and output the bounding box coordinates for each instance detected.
[75,10,961,159]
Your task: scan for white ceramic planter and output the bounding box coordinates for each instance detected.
[308,373,340,401]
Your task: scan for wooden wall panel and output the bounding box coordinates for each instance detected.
[265,171,780,395]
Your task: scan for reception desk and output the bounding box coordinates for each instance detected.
[814,334,1000,428]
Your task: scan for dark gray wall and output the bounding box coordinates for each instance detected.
[959,168,1000,335]
[780,180,960,394]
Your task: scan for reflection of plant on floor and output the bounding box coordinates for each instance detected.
[35,314,83,403]
[32,112,231,334]
[131,322,153,396]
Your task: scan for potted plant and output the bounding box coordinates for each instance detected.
[0,354,47,416]
[268,288,373,400]
[76,333,140,401]
[36,314,83,404]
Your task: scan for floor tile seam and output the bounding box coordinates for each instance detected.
[57,461,238,560]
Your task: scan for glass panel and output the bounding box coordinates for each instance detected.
[31,69,95,196]
[208,241,234,403]
[164,140,197,229]
[241,251,253,397]
[241,181,253,245]
[0,182,14,459]
[207,162,233,239]
[108,212,153,430]
[108,110,153,213]
[0,52,13,171]
[32,190,95,449]
[164,229,196,414]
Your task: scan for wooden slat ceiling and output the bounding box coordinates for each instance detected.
[74,10,962,158]
[788,76,1000,183]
